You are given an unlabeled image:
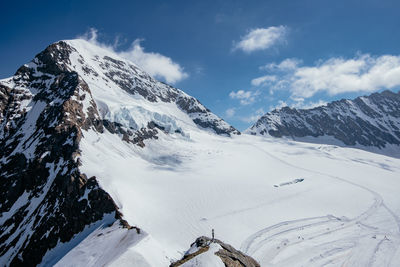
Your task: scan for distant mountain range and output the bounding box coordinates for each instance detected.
[247,90,400,157]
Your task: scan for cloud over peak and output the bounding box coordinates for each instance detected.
[79,28,188,84]
[229,90,260,105]
[233,26,288,53]
[119,39,188,84]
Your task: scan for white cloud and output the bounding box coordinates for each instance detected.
[269,100,288,111]
[261,58,302,71]
[233,26,288,53]
[119,40,188,84]
[229,90,260,105]
[253,54,400,98]
[79,28,188,84]
[225,108,236,118]
[291,54,400,98]
[251,75,276,86]
[298,99,327,109]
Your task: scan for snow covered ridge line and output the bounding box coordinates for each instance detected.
[0,38,238,266]
[246,90,400,157]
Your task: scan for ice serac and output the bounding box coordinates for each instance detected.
[65,39,239,138]
[246,90,400,156]
[0,39,238,266]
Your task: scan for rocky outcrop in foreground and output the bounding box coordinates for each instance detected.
[171,236,260,267]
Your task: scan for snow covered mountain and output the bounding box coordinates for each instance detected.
[0,39,239,266]
[1,39,400,267]
[246,90,400,157]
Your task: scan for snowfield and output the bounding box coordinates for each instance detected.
[75,128,400,266]
[4,38,397,266]
[65,40,400,264]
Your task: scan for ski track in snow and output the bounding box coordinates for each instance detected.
[78,129,400,267]
[3,38,400,267]
[241,144,400,266]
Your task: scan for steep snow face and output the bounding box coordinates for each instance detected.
[50,220,170,267]
[64,39,239,136]
[246,90,400,157]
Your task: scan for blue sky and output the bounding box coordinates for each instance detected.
[2,0,400,130]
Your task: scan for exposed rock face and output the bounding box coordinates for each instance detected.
[0,43,126,266]
[0,39,239,266]
[247,90,400,151]
[175,96,239,136]
[171,236,260,267]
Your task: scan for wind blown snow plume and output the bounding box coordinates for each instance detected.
[119,39,188,84]
[80,28,188,84]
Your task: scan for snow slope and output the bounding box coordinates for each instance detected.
[57,42,400,265]
[53,222,170,267]
[75,127,400,266]
[2,38,399,266]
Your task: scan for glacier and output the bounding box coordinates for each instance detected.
[0,39,399,266]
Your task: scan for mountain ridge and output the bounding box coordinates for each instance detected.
[246,90,400,157]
